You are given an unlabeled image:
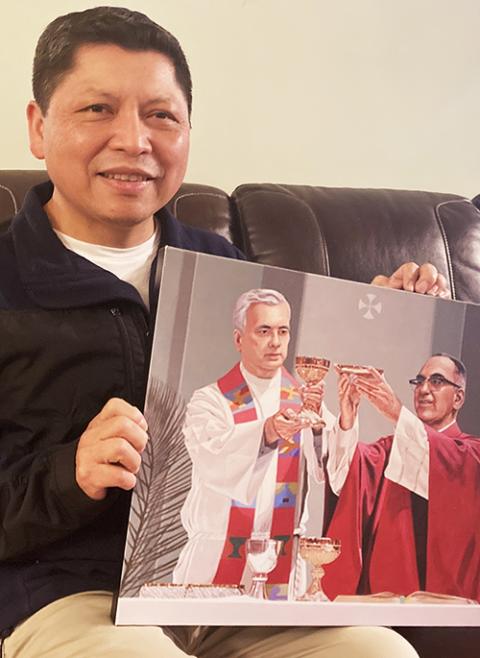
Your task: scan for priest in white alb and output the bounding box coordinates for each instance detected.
[172,288,334,599]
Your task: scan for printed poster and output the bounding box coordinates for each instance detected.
[115,247,480,627]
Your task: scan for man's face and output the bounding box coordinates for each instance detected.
[27,43,190,246]
[234,302,291,379]
[413,355,465,430]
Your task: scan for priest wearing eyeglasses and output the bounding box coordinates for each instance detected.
[321,353,480,602]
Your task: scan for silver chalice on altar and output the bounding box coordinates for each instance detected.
[245,538,282,600]
[295,356,331,426]
[298,537,341,602]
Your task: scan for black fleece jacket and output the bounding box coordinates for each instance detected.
[0,182,244,635]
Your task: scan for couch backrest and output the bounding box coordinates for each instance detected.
[232,183,480,303]
[2,170,480,303]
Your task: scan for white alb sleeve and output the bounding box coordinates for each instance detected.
[384,406,429,499]
[183,385,274,505]
[326,418,359,496]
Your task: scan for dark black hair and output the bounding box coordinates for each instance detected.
[432,352,467,383]
[32,6,192,116]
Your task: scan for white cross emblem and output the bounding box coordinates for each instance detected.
[358,293,382,320]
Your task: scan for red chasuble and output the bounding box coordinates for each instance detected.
[322,422,480,601]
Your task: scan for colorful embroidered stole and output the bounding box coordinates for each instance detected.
[212,362,302,599]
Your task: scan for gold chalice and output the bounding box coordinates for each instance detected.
[298,537,341,602]
[295,356,330,426]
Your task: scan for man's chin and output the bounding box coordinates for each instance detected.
[416,410,437,425]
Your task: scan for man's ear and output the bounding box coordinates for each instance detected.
[233,329,242,353]
[453,387,465,411]
[27,101,46,160]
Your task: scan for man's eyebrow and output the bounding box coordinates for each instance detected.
[145,95,175,104]
[78,90,174,104]
[79,89,116,99]
[255,324,290,330]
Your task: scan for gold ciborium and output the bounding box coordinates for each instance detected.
[295,356,330,425]
[298,537,341,602]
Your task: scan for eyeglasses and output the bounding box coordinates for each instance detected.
[408,373,463,390]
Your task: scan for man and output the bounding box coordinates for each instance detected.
[173,288,331,597]
[323,354,480,602]
[0,5,441,657]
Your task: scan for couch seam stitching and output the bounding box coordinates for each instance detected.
[234,188,331,275]
[434,198,472,301]
[0,183,18,214]
[172,192,227,216]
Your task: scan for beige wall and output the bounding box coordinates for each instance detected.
[2,0,480,196]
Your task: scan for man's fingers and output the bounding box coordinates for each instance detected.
[338,375,350,396]
[371,262,450,297]
[432,273,451,298]
[354,379,383,398]
[371,274,399,289]
[77,463,138,500]
[77,437,143,474]
[414,263,438,294]
[90,398,148,431]
[76,398,149,500]
[76,437,143,499]
[84,415,149,453]
[395,261,419,292]
[371,263,418,291]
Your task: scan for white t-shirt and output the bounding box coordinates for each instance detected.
[54,229,159,308]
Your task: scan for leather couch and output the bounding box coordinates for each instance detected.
[2,170,480,303]
[1,170,479,658]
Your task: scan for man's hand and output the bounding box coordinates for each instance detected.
[371,262,450,298]
[264,408,308,445]
[76,398,149,500]
[353,368,402,424]
[336,369,361,431]
[300,382,324,414]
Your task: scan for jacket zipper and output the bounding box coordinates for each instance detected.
[110,307,137,404]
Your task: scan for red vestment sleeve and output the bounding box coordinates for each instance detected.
[322,437,411,598]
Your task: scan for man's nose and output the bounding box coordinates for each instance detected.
[109,110,152,155]
[269,331,281,346]
[418,378,432,393]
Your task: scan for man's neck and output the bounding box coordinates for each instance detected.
[44,199,156,248]
[434,417,458,433]
[240,361,281,382]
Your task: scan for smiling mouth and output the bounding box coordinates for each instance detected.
[99,172,154,182]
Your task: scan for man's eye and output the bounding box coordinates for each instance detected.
[152,110,174,121]
[87,104,106,113]
[430,376,444,385]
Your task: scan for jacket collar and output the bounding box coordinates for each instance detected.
[11,181,185,310]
